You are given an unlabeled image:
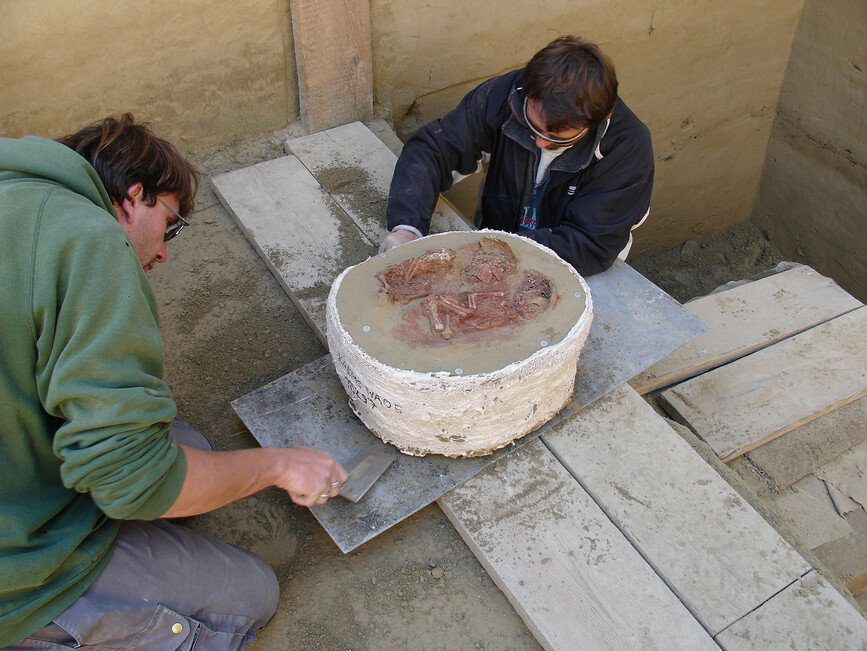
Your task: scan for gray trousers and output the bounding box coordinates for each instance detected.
[8,420,279,650]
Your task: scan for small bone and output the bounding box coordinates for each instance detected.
[469,319,507,331]
[467,291,505,309]
[438,296,471,317]
[404,256,420,281]
[442,313,453,339]
[424,299,445,332]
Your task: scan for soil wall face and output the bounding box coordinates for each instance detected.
[0,0,295,150]
[3,1,809,260]
[750,0,866,302]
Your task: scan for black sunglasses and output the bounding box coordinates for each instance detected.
[509,86,589,146]
[157,197,190,241]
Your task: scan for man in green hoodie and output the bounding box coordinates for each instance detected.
[0,115,347,649]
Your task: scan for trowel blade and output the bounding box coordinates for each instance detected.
[338,447,396,502]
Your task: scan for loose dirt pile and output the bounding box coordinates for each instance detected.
[632,220,785,303]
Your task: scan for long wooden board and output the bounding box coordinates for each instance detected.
[542,384,812,635]
[757,473,852,551]
[714,570,867,648]
[814,440,867,511]
[629,265,862,395]
[289,0,373,133]
[212,155,378,343]
[746,396,867,490]
[660,307,867,462]
[439,439,716,650]
[286,121,472,242]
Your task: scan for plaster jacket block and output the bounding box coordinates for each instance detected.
[327,230,593,457]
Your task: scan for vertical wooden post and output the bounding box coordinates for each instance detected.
[289,0,374,133]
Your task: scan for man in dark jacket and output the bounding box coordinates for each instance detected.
[381,36,654,276]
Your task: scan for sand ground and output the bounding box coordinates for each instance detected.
[148,129,794,650]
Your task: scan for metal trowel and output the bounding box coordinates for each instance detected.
[337,446,396,502]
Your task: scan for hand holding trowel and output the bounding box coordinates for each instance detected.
[334,446,396,502]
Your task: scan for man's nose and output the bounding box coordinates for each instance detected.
[536,135,556,149]
[156,241,168,263]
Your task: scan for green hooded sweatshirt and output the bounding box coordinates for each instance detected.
[0,136,187,645]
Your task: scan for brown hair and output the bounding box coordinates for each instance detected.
[522,36,618,132]
[57,114,199,217]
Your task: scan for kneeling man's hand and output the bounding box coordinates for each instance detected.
[276,447,348,507]
[379,229,419,254]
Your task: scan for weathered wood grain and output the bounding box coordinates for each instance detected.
[814,440,867,512]
[630,265,862,395]
[286,120,473,242]
[714,571,867,649]
[219,120,866,648]
[439,439,716,650]
[660,307,867,462]
[212,155,378,343]
[746,396,867,489]
[761,474,853,550]
[289,0,373,133]
[542,384,812,634]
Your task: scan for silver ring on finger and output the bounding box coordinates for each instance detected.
[320,492,330,499]
[330,480,341,488]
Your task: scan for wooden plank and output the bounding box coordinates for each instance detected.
[232,356,579,554]
[714,570,867,649]
[286,121,473,243]
[659,307,867,462]
[763,474,853,550]
[814,440,867,511]
[438,439,716,650]
[810,507,867,592]
[847,571,867,599]
[630,265,862,394]
[746,397,867,489]
[289,0,373,133]
[543,384,812,634]
[212,155,377,343]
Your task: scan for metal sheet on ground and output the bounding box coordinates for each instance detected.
[231,261,707,552]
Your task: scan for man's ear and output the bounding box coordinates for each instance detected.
[126,182,144,203]
[112,183,144,224]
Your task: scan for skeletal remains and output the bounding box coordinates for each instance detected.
[376,237,557,343]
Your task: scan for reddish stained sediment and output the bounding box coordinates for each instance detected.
[377,237,556,346]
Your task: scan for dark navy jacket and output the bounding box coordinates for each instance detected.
[386,69,654,276]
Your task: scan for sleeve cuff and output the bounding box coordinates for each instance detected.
[390,224,424,239]
[130,447,188,520]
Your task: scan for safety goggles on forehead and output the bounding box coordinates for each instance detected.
[509,86,589,146]
[157,197,190,242]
